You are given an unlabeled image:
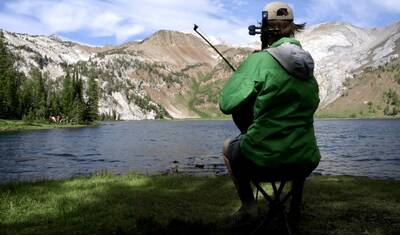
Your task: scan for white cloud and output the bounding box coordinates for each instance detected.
[0,12,51,35]
[304,0,400,27]
[0,0,251,44]
[115,25,145,43]
[232,0,248,7]
[0,0,398,45]
[372,0,400,12]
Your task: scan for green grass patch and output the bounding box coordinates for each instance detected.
[187,76,227,119]
[0,175,399,234]
[0,119,90,133]
[316,107,385,119]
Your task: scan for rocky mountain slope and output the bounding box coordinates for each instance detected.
[317,57,400,118]
[2,22,400,120]
[297,22,400,107]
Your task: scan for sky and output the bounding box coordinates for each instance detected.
[0,0,399,46]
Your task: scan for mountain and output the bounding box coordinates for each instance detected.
[122,30,218,67]
[317,57,400,118]
[1,22,400,120]
[297,22,400,107]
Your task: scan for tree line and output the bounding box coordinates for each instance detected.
[0,32,98,124]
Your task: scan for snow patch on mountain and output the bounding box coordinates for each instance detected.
[297,22,400,106]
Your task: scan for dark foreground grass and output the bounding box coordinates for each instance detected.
[0,174,399,235]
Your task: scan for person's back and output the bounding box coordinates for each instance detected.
[221,37,320,169]
[220,1,320,225]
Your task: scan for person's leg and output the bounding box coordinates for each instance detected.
[223,139,239,189]
[223,138,256,212]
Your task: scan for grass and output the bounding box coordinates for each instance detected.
[0,174,399,235]
[187,76,227,119]
[0,119,90,133]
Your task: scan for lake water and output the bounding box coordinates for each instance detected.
[0,120,399,184]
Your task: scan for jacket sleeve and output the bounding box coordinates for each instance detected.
[219,54,260,114]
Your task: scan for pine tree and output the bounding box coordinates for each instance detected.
[47,79,62,117]
[62,71,73,118]
[49,93,62,117]
[70,98,86,123]
[30,68,47,119]
[87,74,99,122]
[0,31,22,119]
[19,78,34,118]
[72,70,83,103]
[69,67,87,123]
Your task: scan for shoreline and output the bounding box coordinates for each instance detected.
[314,116,400,120]
[104,117,400,122]
[0,174,399,235]
[2,117,397,134]
[0,119,97,133]
[3,117,398,133]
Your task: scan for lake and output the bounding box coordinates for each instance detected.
[0,119,399,184]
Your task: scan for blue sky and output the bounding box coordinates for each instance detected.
[0,0,399,46]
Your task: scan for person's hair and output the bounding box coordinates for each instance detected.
[268,20,306,37]
[261,20,306,48]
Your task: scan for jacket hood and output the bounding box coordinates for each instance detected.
[266,38,314,80]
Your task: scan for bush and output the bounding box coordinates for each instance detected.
[394,72,400,85]
[22,111,35,124]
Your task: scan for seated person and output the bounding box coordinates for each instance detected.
[219,1,321,224]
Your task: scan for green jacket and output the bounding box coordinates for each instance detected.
[219,37,321,168]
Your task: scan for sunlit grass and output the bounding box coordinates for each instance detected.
[0,175,399,235]
[0,119,92,133]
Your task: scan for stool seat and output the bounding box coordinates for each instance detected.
[251,165,313,182]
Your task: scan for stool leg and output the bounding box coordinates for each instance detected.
[282,211,293,235]
[255,188,259,202]
[289,178,305,220]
